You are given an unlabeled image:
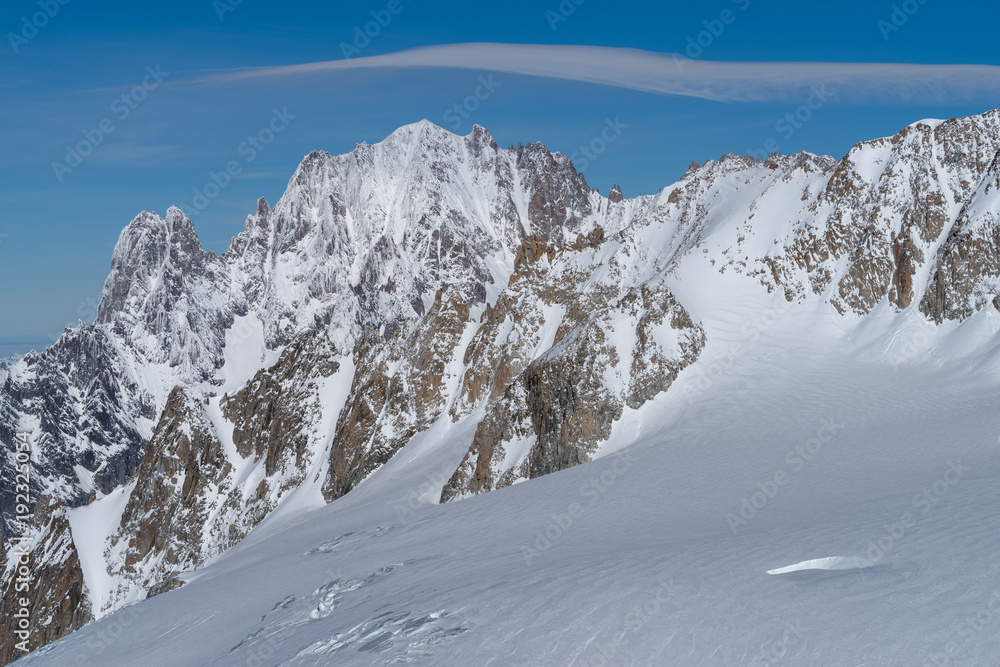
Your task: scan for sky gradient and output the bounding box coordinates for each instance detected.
[2,0,999,353]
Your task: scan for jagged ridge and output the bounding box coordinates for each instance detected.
[5,109,1000,663]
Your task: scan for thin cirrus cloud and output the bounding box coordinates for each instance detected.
[198,42,1000,105]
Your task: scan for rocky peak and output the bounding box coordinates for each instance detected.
[256,196,271,219]
[10,110,1000,663]
[466,123,500,154]
[514,142,593,244]
[96,208,215,326]
[744,107,1000,318]
[386,117,454,144]
[763,151,837,173]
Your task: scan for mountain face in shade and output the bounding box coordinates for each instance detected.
[3,109,1000,663]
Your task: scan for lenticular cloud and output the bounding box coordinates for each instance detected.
[204,42,1000,105]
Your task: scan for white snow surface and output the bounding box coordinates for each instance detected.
[18,266,1000,666]
[66,482,136,617]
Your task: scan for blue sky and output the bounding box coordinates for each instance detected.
[2,0,999,353]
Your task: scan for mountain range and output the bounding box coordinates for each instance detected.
[3,109,1000,665]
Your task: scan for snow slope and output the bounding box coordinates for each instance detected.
[66,482,135,616]
[17,264,1000,666]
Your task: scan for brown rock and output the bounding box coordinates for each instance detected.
[0,497,91,666]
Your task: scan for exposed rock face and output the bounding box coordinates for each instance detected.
[0,497,91,667]
[446,319,625,498]
[0,326,154,545]
[105,332,343,612]
[441,242,705,501]
[754,111,1000,318]
[110,387,231,601]
[222,334,340,481]
[921,148,1000,321]
[449,290,546,420]
[322,287,471,500]
[622,284,703,409]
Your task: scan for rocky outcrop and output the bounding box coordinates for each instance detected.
[0,327,152,544]
[322,287,471,500]
[443,319,623,499]
[441,235,706,501]
[110,387,231,597]
[106,332,343,611]
[222,333,340,482]
[920,149,1000,321]
[622,284,703,409]
[449,241,559,422]
[0,497,91,667]
[515,140,595,243]
[756,111,1000,318]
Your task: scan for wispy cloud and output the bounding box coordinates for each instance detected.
[196,43,1000,105]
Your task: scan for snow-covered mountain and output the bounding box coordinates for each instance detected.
[4,109,1000,665]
